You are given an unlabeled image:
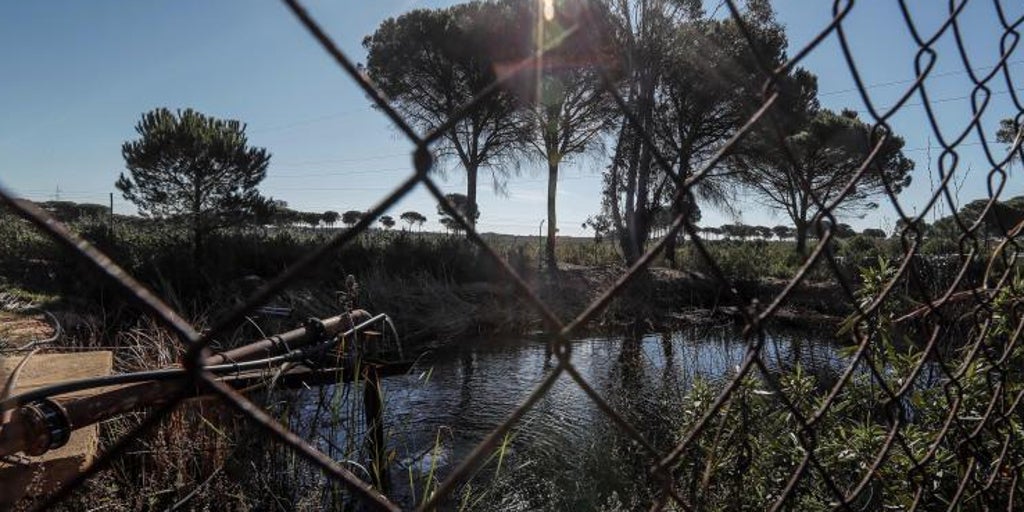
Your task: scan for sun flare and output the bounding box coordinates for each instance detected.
[542,0,555,21]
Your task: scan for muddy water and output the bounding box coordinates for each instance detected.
[363,325,845,510]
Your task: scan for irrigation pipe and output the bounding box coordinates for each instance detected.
[0,313,391,411]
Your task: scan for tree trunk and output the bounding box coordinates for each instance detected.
[546,159,559,272]
[192,221,203,272]
[664,201,679,269]
[664,232,677,268]
[666,152,694,270]
[620,132,641,263]
[191,175,203,273]
[794,219,808,255]
[466,164,478,233]
[625,73,656,265]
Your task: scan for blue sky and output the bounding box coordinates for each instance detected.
[2,1,1022,236]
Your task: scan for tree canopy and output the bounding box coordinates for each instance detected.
[352,0,920,265]
[37,201,109,223]
[494,0,616,270]
[342,210,363,227]
[400,211,427,230]
[931,196,1024,240]
[733,108,914,253]
[363,2,528,230]
[997,117,1023,164]
[772,225,793,240]
[437,193,479,234]
[861,228,886,239]
[599,1,788,264]
[320,211,339,227]
[116,108,270,265]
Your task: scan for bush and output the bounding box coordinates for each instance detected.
[676,240,820,282]
[658,261,1024,509]
[920,235,960,255]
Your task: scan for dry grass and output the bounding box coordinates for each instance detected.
[0,311,371,510]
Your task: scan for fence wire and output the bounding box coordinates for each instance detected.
[2,0,1024,510]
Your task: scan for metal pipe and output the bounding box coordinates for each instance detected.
[0,361,413,460]
[1,313,388,411]
[203,309,371,366]
[0,312,392,459]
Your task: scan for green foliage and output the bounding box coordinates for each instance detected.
[497,0,616,268]
[341,210,363,227]
[437,193,479,233]
[600,2,787,264]
[656,260,1024,510]
[117,108,270,223]
[837,233,885,261]
[35,200,109,223]
[677,239,810,281]
[860,227,886,239]
[363,2,527,227]
[931,195,1024,240]
[997,117,1023,164]
[583,213,614,243]
[117,108,271,265]
[0,210,511,313]
[400,210,427,230]
[735,108,915,253]
[920,234,960,255]
[321,210,340,227]
[771,224,793,240]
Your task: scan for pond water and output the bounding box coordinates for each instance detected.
[358,325,849,510]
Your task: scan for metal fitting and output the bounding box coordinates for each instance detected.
[22,399,72,456]
[303,317,328,342]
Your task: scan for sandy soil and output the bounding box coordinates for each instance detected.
[0,310,55,346]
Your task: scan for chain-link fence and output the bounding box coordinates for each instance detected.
[3,0,1024,509]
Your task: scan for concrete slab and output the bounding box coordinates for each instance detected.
[0,351,112,509]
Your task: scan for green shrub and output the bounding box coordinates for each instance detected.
[654,260,1024,510]
[676,240,819,282]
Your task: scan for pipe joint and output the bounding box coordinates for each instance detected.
[22,399,72,456]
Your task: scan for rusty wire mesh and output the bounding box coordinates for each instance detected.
[3,0,1024,510]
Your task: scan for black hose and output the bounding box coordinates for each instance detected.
[5,309,63,351]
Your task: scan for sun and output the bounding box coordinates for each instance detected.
[543,0,556,21]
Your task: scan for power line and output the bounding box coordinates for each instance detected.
[901,138,1007,153]
[266,166,410,178]
[272,185,399,192]
[818,58,1024,97]
[248,106,376,134]
[271,153,408,168]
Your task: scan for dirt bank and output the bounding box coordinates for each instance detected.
[363,264,849,347]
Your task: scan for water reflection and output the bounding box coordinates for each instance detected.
[371,325,846,510]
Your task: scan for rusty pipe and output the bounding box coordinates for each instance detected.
[0,360,414,460]
[0,381,196,458]
[203,309,371,366]
[0,312,386,414]
[0,310,387,459]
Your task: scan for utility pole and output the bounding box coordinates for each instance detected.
[927,136,939,221]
